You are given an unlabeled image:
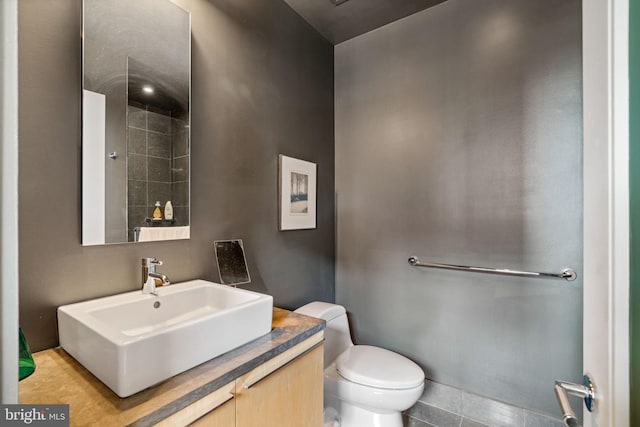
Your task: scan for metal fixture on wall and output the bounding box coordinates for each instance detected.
[408,256,577,281]
[554,375,596,427]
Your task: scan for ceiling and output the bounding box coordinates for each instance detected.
[283,0,447,45]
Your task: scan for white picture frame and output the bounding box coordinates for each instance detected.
[278,155,317,230]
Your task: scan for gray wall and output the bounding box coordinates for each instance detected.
[19,0,334,352]
[335,0,582,417]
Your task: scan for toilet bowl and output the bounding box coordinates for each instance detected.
[295,302,425,427]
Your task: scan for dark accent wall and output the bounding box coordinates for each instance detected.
[18,0,334,351]
[335,0,582,417]
[630,0,640,423]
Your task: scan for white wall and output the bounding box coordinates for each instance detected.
[1,0,19,404]
[82,90,106,246]
[582,0,630,424]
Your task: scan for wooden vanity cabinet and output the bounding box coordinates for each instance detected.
[190,399,235,426]
[235,344,323,427]
[161,337,324,427]
[156,381,236,427]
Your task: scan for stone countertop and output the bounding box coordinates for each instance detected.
[19,308,325,427]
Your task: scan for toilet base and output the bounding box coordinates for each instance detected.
[326,393,403,427]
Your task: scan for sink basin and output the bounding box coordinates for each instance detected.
[58,279,273,397]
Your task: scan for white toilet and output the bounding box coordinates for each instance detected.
[295,302,425,427]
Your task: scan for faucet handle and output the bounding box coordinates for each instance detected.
[142,257,162,266]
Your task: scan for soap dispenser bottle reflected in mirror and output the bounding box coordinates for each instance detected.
[164,201,173,220]
[152,201,162,220]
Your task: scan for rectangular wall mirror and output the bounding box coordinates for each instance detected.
[82,0,191,245]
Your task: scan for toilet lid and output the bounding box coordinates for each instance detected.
[336,345,424,390]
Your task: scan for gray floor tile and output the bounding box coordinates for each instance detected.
[460,418,490,427]
[524,410,565,427]
[406,380,563,427]
[461,392,525,427]
[406,401,462,427]
[420,379,463,414]
[403,414,437,427]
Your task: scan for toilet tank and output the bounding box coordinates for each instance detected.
[295,302,354,368]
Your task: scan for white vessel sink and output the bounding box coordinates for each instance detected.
[58,279,273,397]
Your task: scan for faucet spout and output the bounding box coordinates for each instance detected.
[148,272,171,286]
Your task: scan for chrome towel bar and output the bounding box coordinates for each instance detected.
[407,256,577,281]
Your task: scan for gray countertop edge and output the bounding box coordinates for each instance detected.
[128,321,325,427]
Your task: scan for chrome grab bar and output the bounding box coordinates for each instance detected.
[408,256,577,281]
[554,375,596,427]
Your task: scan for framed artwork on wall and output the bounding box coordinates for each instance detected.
[278,155,317,230]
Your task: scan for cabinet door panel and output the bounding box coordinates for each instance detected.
[155,381,235,427]
[236,345,323,427]
[189,398,235,427]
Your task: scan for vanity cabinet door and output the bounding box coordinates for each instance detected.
[189,398,235,427]
[155,381,235,427]
[235,344,323,427]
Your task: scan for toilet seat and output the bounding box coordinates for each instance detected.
[336,345,424,390]
[324,363,424,415]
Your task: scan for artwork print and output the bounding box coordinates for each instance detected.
[279,155,317,230]
[290,172,309,214]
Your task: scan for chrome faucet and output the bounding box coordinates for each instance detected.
[141,257,170,295]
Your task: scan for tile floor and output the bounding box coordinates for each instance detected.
[402,380,566,427]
